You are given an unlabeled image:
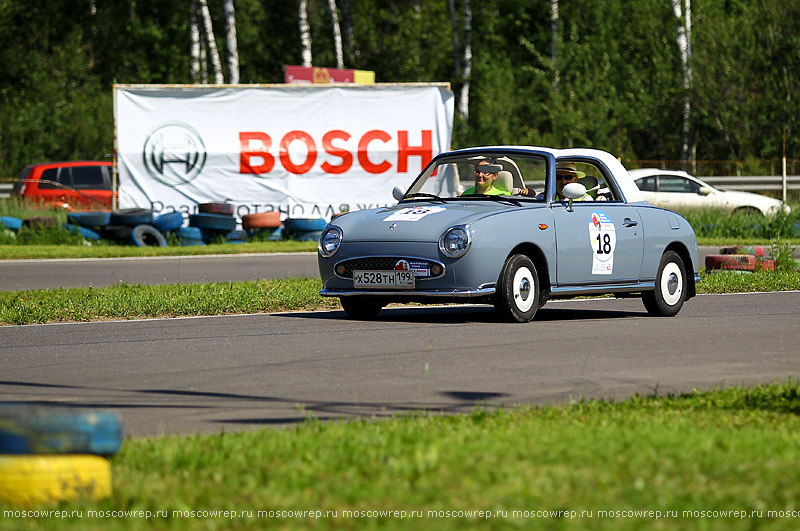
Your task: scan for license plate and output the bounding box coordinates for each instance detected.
[353,270,415,289]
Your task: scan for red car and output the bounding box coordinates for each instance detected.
[14,161,115,210]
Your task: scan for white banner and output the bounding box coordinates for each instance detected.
[114,84,454,219]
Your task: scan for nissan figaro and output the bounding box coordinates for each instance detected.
[318,146,700,322]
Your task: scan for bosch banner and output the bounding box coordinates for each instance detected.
[113,84,454,219]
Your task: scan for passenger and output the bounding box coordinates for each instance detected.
[520,162,591,201]
[462,159,510,196]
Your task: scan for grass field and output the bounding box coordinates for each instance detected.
[2,382,799,529]
[1,270,799,325]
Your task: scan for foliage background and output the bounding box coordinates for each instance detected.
[0,0,798,180]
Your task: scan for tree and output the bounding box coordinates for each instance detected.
[299,0,312,67]
[224,0,240,83]
[326,0,343,69]
[671,0,693,168]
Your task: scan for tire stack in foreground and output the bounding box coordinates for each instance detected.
[705,246,775,272]
[0,404,122,506]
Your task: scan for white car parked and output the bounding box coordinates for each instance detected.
[628,168,790,216]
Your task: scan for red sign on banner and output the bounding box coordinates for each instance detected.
[285,65,375,85]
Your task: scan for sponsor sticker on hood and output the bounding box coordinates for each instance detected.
[384,206,446,222]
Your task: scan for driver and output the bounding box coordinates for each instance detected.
[462,160,509,196]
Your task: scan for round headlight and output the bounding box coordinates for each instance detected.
[439,225,471,258]
[318,226,343,257]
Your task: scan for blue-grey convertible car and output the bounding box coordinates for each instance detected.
[318,146,700,322]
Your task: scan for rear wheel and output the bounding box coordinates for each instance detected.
[494,254,539,322]
[642,251,687,316]
[340,297,384,320]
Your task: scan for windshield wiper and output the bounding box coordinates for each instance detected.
[402,192,447,203]
[469,194,523,207]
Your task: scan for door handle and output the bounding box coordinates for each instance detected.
[623,218,638,227]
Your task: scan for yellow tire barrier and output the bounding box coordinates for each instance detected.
[0,455,111,506]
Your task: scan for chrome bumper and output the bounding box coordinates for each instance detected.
[320,287,496,298]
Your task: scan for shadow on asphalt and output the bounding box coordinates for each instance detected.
[0,382,514,429]
[279,303,645,324]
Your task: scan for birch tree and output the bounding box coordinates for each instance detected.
[551,0,559,90]
[671,0,692,166]
[190,0,201,82]
[458,0,472,123]
[327,0,344,69]
[299,0,313,67]
[224,0,239,83]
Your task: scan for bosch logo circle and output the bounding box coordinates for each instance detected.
[143,123,207,187]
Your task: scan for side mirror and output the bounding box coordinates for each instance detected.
[562,182,587,200]
[699,187,712,196]
[392,185,405,201]
[562,182,587,213]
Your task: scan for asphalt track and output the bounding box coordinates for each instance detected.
[2,291,798,437]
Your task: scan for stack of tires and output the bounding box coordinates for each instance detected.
[188,202,245,245]
[705,245,775,272]
[0,404,122,506]
[242,211,283,241]
[97,208,169,247]
[283,217,327,241]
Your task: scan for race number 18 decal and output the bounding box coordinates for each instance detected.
[589,211,616,275]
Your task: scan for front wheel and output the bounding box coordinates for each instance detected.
[642,251,687,317]
[494,254,539,322]
[340,297,384,320]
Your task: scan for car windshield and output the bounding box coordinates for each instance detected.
[402,152,548,201]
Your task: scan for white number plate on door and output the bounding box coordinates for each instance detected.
[353,270,415,289]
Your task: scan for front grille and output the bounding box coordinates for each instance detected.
[334,256,445,280]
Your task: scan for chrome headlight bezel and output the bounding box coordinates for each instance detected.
[318,226,343,257]
[439,224,472,258]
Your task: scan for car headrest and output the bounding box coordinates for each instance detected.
[495,170,515,193]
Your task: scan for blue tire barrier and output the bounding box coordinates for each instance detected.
[110,208,154,227]
[100,225,133,243]
[268,227,284,241]
[176,227,203,240]
[294,230,324,242]
[130,224,167,247]
[176,226,205,246]
[284,217,328,232]
[198,202,235,215]
[62,223,101,241]
[225,230,249,242]
[152,212,185,233]
[1,216,23,231]
[189,213,237,231]
[0,404,122,456]
[67,211,111,227]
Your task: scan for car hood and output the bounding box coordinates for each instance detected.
[332,201,517,241]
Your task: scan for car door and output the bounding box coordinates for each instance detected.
[553,202,644,285]
[551,162,644,286]
[656,175,704,210]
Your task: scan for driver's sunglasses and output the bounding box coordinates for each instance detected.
[556,173,576,181]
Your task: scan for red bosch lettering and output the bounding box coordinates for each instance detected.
[238,129,432,175]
